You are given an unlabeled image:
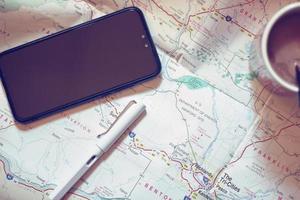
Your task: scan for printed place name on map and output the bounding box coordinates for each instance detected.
[144,182,173,200]
[179,99,216,123]
[219,173,240,193]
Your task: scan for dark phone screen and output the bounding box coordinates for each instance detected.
[0,8,161,122]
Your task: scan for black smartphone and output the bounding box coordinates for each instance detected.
[0,7,161,123]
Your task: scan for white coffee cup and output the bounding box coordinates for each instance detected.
[250,2,300,93]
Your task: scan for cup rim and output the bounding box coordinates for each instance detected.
[261,2,300,93]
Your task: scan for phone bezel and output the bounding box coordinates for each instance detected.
[0,7,161,123]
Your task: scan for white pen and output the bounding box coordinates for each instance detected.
[48,100,146,200]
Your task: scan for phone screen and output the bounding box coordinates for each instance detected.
[0,8,161,122]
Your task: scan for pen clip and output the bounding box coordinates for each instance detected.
[97,100,137,139]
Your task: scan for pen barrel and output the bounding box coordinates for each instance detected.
[97,102,145,152]
[49,147,103,200]
[48,101,145,200]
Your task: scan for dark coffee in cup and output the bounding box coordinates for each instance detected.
[267,11,300,85]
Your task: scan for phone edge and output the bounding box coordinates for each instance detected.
[0,7,161,123]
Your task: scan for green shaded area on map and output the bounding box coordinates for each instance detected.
[178,75,209,89]
[234,71,258,84]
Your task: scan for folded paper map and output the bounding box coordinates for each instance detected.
[0,0,299,199]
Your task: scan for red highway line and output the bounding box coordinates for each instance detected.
[133,138,154,152]
[180,169,195,191]
[253,84,270,113]
[135,143,207,193]
[229,123,299,165]
[1,159,91,199]
[17,182,45,193]
[211,0,219,10]
[133,140,204,191]
[215,10,256,36]
[149,0,256,28]
[149,0,184,25]
[17,179,92,200]
[189,186,202,197]
[211,122,300,188]
[211,166,226,188]
[186,0,256,27]
[192,172,205,188]
[69,192,91,200]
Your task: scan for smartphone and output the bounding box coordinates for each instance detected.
[0,7,161,123]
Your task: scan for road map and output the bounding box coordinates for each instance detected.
[0,0,300,200]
